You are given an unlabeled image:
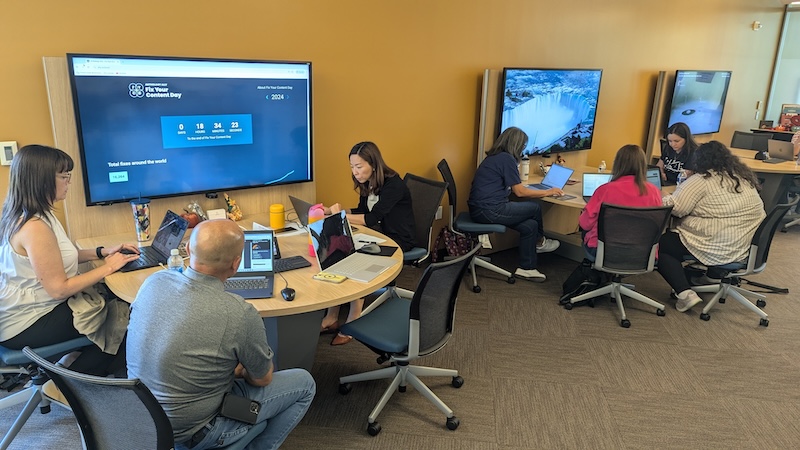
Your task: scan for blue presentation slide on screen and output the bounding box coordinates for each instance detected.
[72,75,311,204]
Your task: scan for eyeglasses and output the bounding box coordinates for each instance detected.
[57,172,72,182]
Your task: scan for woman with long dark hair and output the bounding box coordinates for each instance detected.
[0,145,140,375]
[321,141,415,345]
[657,141,765,312]
[658,122,699,184]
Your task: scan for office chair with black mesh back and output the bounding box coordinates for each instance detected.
[565,204,673,328]
[364,173,448,315]
[0,337,92,450]
[689,198,797,326]
[437,159,515,293]
[731,130,772,155]
[22,347,267,450]
[338,245,480,436]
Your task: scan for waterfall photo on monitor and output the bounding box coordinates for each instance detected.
[498,68,603,156]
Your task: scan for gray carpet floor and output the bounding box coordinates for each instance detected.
[2,228,799,449]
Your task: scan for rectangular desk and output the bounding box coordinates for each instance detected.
[76,213,403,371]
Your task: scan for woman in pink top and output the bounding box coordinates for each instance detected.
[579,145,662,261]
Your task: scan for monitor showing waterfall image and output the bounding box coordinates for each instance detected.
[498,68,603,156]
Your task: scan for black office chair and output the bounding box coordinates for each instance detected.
[565,204,673,328]
[338,244,480,436]
[0,337,92,450]
[364,173,448,315]
[22,347,267,450]
[731,130,772,160]
[437,159,514,293]
[689,198,797,326]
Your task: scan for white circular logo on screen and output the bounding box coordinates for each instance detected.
[129,83,144,98]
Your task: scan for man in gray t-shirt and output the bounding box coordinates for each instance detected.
[127,220,315,449]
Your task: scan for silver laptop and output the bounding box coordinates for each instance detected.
[582,173,613,202]
[120,210,189,272]
[646,167,662,191]
[527,164,574,191]
[308,211,398,283]
[288,195,314,226]
[763,139,795,164]
[224,230,275,299]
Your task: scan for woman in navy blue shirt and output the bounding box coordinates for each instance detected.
[468,127,562,282]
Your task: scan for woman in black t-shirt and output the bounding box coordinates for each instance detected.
[658,122,698,184]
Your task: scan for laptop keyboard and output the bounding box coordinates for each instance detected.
[224,278,269,290]
[274,256,312,273]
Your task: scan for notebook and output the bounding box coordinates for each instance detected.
[646,166,662,191]
[120,210,189,272]
[527,164,574,191]
[582,173,613,202]
[763,139,795,164]
[308,211,398,283]
[224,230,275,299]
[288,195,314,226]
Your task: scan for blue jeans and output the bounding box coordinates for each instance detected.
[180,368,315,450]
[470,201,544,270]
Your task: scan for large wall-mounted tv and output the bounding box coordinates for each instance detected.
[666,70,731,135]
[67,54,313,206]
[498,68,603,156]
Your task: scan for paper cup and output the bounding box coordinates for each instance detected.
[130,199,151,242]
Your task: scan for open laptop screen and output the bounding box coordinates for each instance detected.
[646,167,662,190]
[542,164,573,189]
[309,211,356,270]
[582,173,612,197]
[238,230,274,274]
[151,210,189,257]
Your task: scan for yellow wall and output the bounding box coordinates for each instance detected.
[0,0,786,226]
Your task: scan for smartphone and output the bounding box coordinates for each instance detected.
[272,227,294,234]
[313,272,347,283]
[220,393,260,424]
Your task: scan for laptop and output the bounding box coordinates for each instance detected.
[582,173,613,202]
[646,166,662,191]
[308,211,398,283]
[224,230,275,299]
[763,139,796,164]
[527,164,574,191]
[288,195,314,226]
[120,210,189,272]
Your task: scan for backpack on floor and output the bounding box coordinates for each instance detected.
[559,259,604,307]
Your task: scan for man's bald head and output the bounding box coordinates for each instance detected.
[187,219,244,279]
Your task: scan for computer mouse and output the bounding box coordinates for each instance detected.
[361,243,381,254]
[281,287,296,301]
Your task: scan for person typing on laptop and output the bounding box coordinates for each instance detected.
[467,127,562,282]
[579,145,662,262]
[0,145,137,377]
[322,141,415,345]
[127,219,315,449]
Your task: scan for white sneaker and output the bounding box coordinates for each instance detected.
[675,290,702,312]
[42,380,69,407]
[536,238,560,253]
[515,268,546,282]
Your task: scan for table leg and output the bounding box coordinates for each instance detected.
[264,310,324,371]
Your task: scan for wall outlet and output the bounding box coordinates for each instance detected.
[0,141,18,166]
[435,205,443,220]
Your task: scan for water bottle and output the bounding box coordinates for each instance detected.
[308,204,325,256]
[598,160,607,173]
[677,169,687,185]
[520,156,530,181]
[167,248,184,273]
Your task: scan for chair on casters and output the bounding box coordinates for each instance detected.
[689,198,797,326]
[565,204,673,328]
[365,173,448,315]
[436,159,514,293]
[780,182,800,232]
[338,244,480,436]
[21,346,267,450]
[0,336,91,450]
